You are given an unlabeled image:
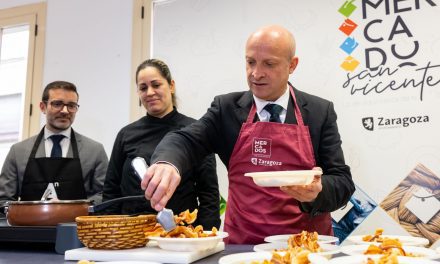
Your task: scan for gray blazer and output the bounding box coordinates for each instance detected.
[0,130,108,204]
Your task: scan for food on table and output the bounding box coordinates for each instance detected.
[269,247,311,264]
[174,208,198,224]
[145,209,218,238]
[288,231,322,253]
[363,228,386,243]
[160,224,218,238]
[366,252,399,264]
[252,231,322,264]
[77,260,95,264]
[358,228,429,247]
[364,238,418,257]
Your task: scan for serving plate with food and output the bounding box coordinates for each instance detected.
[228,231,336,264]
[254,242,340,257]
[244,170,322,187]
[264,234,338,244]
[219,250,330,264]
[347,235,430,247]
[346,228,429,247]
[145,209,228,251]
[326,255,440,264]
[147,230,228,251]
[340,244,438,258]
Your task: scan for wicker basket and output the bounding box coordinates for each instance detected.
[76,215,157,249]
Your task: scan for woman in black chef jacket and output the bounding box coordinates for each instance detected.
[102,59,220,229]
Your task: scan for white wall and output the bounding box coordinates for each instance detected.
[1,0,134,155]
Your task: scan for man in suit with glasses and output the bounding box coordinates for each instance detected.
[0,81,108,204]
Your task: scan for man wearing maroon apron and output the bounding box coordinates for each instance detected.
[142,25,355,244]
[224,85,332,244]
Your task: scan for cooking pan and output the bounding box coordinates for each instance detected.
[2,195,146,226]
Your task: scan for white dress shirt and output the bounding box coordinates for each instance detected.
[253,85,290,123]
[43,127,72,158]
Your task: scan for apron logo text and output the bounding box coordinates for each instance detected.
[252,138,272,157]
[250,158,283,166]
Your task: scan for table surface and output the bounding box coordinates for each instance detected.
[0,242,253,264]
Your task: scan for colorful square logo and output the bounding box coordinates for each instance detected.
[338,0,357,17]
[339,18,358,36]
[340,37,359,55]
[341,56,360,71]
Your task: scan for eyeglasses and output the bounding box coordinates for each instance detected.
[45,100,80,112]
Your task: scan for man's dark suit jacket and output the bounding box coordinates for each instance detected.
[152,87,355,216]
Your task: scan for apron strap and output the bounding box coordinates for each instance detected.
[246,103,258,123]
[28,128,45,161]
[288,83,305,126]
[70,129,80,159]
[246,83,306,126]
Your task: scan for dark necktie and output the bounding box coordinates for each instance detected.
[263,103,283,123]
[50,134,65,158]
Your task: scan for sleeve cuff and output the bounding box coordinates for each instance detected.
[155,161,180,175]
[299,201,321,217]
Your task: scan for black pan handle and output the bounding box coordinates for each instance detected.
[88,195,146,213]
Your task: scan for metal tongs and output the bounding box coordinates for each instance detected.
[131,157,177,232]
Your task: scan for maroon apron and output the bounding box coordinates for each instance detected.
[224,86,332,244]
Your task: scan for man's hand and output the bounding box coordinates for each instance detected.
[280,167,322,202]
[140,163,181,211]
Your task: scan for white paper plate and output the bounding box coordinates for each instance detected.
[253,242,340,257]
[340,244,438,258]
[346,235,430,246]
[244,170,322,187]
[253,242,288,252]
[218,251,331,264]
[308,254,331,263]
[218,252,272,264]
[264,234,339,244]
[329,255,440,264]
[147,231,228,252]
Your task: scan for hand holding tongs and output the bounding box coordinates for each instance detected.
[131,157,176,232]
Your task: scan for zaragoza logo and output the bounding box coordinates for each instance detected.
[362,117,374,131]
[362,115,429,130]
